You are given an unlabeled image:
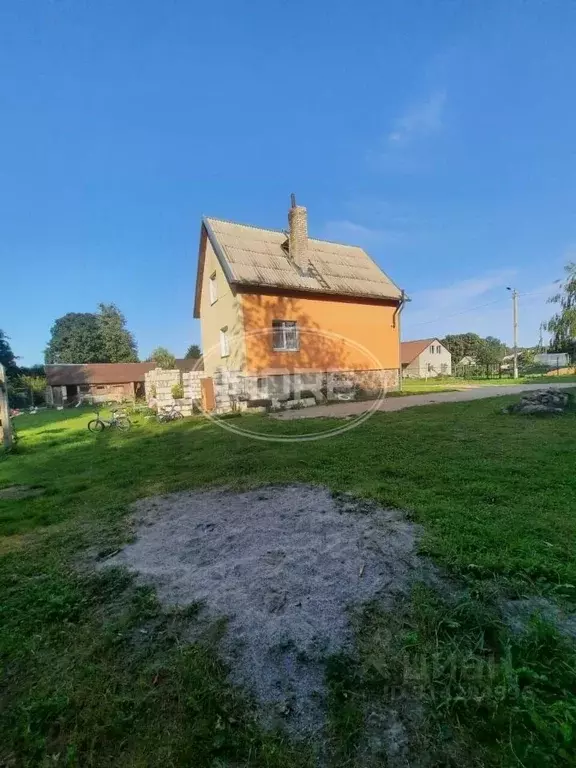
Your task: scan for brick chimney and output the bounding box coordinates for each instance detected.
[287,193,308,269]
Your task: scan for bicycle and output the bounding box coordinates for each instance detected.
[87,407,132,433]
[157,404,184,423]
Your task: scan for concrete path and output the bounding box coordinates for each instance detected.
[273,382,576,420]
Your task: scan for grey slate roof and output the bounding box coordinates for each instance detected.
[203,217,402,302]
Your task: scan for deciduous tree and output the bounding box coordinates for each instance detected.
[44,313,107,364]
[0,330,18,378]
[547,262,576,356]
[441,333,484,362]
[476,336,506,375]
[148,347,176,369]
[97,303,139,362]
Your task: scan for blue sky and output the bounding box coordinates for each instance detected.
[2,0,575,365]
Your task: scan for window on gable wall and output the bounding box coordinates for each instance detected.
[430,345,435,354]
[220,327,229,357]
[209,273,217,304]
[436,345,442,354]
[272,320,299,351]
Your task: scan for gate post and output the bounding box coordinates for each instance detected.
[0,364,13,449]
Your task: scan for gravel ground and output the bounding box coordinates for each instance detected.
[273,383,576,420]
[104,485,421,735]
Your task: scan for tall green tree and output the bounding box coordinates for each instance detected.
[45,313,107,364]
[441,333,484,362]
[185,344,201,359]
[547,262,576,356]
[18,364,45,378]
[476,336,507,375]
[97,303,139,362]
[147,347,176,369]
[0,330,19,378]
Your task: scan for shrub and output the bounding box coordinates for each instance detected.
[522,363,553,376]
[7,388,28,410]
[171,383,184,400]
[149,347,176,369]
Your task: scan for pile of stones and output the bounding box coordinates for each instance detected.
[503,388,571,414]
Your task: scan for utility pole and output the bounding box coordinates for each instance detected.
[507,287,519,379]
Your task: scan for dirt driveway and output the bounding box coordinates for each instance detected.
[274,382,576,420]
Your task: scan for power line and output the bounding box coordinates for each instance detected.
[407,287,553,329]
[407,297,507,327]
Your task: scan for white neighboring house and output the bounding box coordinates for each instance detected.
[401,338,452,378]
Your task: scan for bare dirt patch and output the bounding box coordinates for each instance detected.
[502,597,576,640]
[0,485,45,500]
[104,485,422,735]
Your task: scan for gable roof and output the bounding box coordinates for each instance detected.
[401,338,439,365]
[194,216,402,317]
[45,359,201,386]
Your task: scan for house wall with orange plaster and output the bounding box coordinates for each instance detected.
[240,291,400,375]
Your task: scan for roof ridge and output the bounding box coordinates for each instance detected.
[201,215,403,304]
[204,216,284,236]
[45,362,151,367]
[204,216,367,251]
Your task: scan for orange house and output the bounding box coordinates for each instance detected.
[193,199,405,396]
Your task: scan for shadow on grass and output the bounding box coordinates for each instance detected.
[2,396,576,593]
[2,400,576,767]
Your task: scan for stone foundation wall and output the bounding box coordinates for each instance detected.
[240,369,399,401]
[145,367,399,415]
[211,368,244,413]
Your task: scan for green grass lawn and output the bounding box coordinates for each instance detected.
[1,401,576,766]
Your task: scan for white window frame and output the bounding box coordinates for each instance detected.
[209,272,218,305]
[219,326,229,357]
[272,320,299,351]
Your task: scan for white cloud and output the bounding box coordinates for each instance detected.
[387,90,447,146]
[402,272,557,347]
[408,271,516,312]
[321,220,403,248]
[368,89,447,172]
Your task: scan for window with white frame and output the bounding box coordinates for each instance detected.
[219,326,229,357]
[272,320,299,351]
[209,272,217,304]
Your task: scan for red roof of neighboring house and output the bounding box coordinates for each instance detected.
[400,339,438,366]
[45,359,202,386]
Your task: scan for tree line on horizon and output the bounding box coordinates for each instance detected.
[41,303,201,367]
[2,262,576,385]
[439,262,576,369]
[0,302,201,403]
